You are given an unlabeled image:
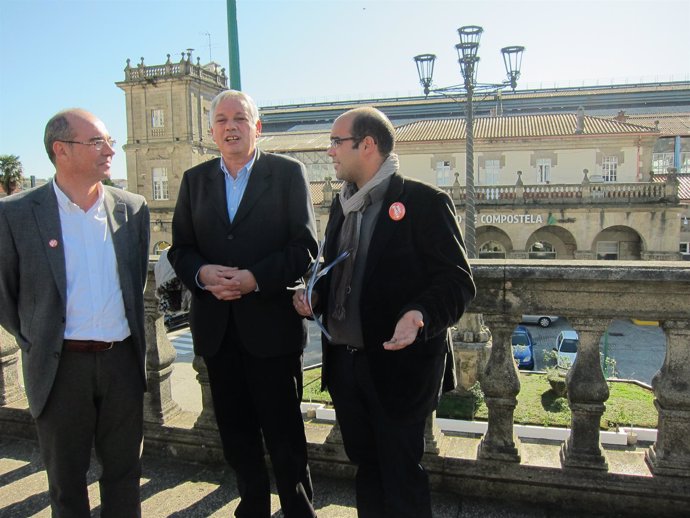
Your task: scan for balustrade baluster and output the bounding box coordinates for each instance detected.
[143,269,182,425]
[477,315,521,462]
[192,354,218,431]
[646,320,690,477]
[561,317,609,470]
[0,326,23,406]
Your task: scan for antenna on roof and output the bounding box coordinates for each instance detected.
[203,32,212,62]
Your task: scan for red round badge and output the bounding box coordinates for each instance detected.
[49,239,58,248]
[388,202,406,221]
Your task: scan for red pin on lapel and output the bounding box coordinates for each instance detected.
[388,202,406,221]
[49,239,58,248]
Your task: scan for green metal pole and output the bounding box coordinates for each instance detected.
[227,0,242,90]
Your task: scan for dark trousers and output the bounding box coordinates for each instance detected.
[35,338,144,518]
[328,346,435,518]
[204,320,316,518]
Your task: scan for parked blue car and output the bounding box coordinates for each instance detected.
[512,325,535,370]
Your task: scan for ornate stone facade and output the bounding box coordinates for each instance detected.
[116,53,228,252]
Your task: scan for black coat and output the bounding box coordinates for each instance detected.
[169,152,318,358]
[319,173,476,422]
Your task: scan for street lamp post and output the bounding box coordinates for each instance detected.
[414,26,524,259]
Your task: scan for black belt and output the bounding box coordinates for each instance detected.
[333,344,362,354]
[63,339,116,353]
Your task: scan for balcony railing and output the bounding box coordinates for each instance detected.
[312,174,680,208]
[1,259,688,516]
[122,55,228,88]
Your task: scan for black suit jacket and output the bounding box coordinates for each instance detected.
[169,152,318,358]
[319,173,476,421]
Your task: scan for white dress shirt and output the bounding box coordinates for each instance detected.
[53,181,130,341]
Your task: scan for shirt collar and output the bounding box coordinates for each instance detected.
[220,148,257,179]
[53,179,105,214]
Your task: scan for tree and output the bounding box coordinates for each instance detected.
[0,154,24,196]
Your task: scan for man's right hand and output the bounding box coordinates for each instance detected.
[292,288,317,317]
[199,264,242,301]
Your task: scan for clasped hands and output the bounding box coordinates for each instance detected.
[199,264,257,301]
[292,289,423,351]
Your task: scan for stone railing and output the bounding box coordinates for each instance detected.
[1,260,689,516]
[313,173,680,208]
[122,54,228,88]
[441,180,674,206]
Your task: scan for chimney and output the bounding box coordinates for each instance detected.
[575,106,585,134]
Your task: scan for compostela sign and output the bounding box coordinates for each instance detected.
[457,214,546,224]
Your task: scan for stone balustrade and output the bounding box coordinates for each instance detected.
[123,54,228,88]
[1,260,689,516]
[313,175,678,208]
[442,180,672,205]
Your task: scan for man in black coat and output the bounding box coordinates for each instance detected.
[294,107,476,518]
[169,90,318,518]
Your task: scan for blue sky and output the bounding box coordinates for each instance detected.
[1,0,689,180]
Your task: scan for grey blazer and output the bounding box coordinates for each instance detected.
[0,180,150,417]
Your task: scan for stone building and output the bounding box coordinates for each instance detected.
[116,52,228,252]
[114,56,688,259]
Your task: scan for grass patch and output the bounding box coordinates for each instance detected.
[303,367,331,404]
[301,368,657,430]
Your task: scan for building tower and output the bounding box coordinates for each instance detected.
[116,52,228,253]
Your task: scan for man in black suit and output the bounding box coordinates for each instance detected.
[294,107,476,518]
[169,90,318,518]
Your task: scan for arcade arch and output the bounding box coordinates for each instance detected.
[526,226,578,259]
[477,226,513,259]
[592,226,643,260]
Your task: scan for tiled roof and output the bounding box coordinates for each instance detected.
[652,173,690,201]
[258,131,330,151]
[396,114,658,142]
[258,113,659,151]
[617,113,690,136]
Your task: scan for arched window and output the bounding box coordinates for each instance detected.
[479,241,506,259]
[529,241,556,259]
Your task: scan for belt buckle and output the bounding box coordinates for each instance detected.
[346,345,358,354]
[103,341,115,351]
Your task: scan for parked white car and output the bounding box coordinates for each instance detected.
[521,314,560,328]
[554,330,579,369]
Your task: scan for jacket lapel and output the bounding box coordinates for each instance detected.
[230,150,270,228]
[103,189,135,301]
[362,173,405,285]
[207,159,231,227]
[32,181,67,304]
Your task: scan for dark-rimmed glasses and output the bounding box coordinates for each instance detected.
[329,136,360,148]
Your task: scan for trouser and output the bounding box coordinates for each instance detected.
[204,320,316,518]
[328,345,434,518]
[35,337,144,518]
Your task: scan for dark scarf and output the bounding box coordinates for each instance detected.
[331,153,399,320]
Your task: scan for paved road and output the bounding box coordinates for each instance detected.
[170,318,666,384]
[519,318,665,384]
[168,320,324,367]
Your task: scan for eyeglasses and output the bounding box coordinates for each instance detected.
[58,137,116,151]
[329,136,360,148]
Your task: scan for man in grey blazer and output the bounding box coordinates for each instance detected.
[0,109,150,517]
